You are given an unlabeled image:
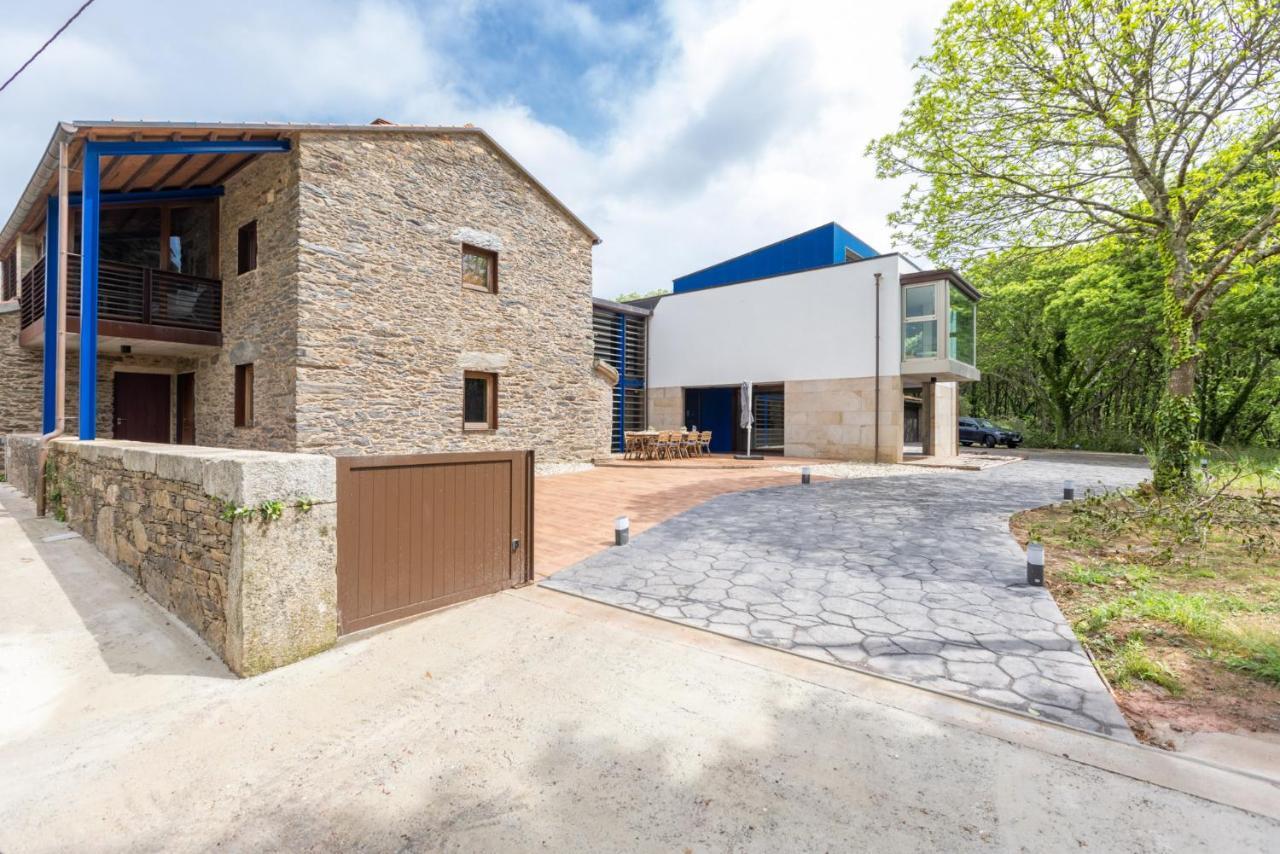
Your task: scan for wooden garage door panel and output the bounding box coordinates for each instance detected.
[337,451,532,635]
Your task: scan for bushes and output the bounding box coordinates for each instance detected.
[982,416,1146,453]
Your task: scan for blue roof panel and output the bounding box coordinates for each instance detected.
[672,222,879,293]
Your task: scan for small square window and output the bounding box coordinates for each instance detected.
[463,371,497,430]
[462,244,497,292]
[237,221,258,274]
[234,363,254,427]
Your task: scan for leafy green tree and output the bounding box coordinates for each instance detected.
[873,0,1280,489]
[966,242,1160,441]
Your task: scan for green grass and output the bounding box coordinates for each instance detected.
[1102,637,1184,695]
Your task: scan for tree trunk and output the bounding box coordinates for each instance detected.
[1152,330,1200,492]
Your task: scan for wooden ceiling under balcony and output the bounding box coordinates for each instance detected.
[15,126,290,236]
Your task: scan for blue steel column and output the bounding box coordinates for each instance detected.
[78,144,100,440]
[41,198,59,433]
[616,314,627,452]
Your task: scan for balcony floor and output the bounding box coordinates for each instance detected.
[19,320,220,356]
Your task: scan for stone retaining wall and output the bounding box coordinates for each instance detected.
[3,433,42,496]
[41,439,338,675]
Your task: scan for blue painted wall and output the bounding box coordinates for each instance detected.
[672,222,878,293]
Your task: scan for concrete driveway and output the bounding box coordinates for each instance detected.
[544,456,1147,736]
[1,483,1277,850]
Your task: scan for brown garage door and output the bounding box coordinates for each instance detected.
[336,451,534,634]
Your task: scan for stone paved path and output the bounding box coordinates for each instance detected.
[543,455,1148,737]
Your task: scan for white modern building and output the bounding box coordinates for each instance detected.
[592,223,979,462]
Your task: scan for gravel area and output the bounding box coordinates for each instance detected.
[775,461,948,478]
[534,462,595,477]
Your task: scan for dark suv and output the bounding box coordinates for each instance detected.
[959,417,1022,448]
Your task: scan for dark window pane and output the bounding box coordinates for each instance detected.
[464,376,489,424]
[76,207,162,269]
[238,221,257,274]
[169,205,216,277]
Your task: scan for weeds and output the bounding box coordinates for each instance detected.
[1102,637,1183,695]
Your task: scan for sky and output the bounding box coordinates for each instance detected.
[0,0,951,297]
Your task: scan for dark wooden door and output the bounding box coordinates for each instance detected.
[336,451,534,634]
[176,373,196,444]
[113,372,171,443]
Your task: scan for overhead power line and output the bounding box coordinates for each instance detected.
[0,0,98,95]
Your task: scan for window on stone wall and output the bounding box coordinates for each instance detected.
[461,244,497,293]
[463,371,497,430]
[235,363,254,428]
[237,221,258,275]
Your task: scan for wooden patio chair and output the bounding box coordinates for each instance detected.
[656,431,675,459]
[698,431,712,456]
[682,430,700,457]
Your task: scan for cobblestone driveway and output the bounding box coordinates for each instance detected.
[543,455,1148,737]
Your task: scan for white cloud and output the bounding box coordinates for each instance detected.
[0,0,950,296]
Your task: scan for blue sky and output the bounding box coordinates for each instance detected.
[0,0,950,296]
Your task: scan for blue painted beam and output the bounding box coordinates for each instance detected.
[41,199,58,433]
[616,314,627,452]
[79,147,100,440]
[88,139,291,157]
[59,186,225,206]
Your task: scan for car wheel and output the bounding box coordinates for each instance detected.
[1006,442,1019,449]
[983,435,996,448]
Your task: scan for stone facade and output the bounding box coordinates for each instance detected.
[40,439,338,675]
[189,152,300,451]
[785,377,904,462]
[290,132,609,464]
[645,386,683,433]
[0,306,41,475]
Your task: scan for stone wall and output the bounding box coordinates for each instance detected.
[190,152,300,451]
[290,132,609,465]
[3,433,42,496]
[646,386,683,432]
[42,439,337,676]
[0,306,43,474]
[784,377,905,463]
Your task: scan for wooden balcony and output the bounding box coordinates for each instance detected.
[18,254,222,353]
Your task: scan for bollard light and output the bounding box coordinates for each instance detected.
[1200,457,1209,471]
[801,466,812,485]
[1026,541,1045,586]
[614,515,630,546]
[1063,479,1075,501]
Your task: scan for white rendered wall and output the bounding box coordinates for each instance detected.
[647,255,904,389]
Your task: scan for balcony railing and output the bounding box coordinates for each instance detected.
[19,254,221,335]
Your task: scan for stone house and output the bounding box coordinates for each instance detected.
[0,120,613,471]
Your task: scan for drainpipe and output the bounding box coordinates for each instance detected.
[873,272,881,464]
[35,141,69,516]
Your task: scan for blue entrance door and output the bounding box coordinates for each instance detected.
[684,387,736,453]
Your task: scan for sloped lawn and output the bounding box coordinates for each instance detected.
[1011,466,1280,747]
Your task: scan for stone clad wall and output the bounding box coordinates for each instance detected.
[290,132,610,465]
[191,152,300,451]
[0,307,43,473]
[42,439,338,675]
[785,376,904,462]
